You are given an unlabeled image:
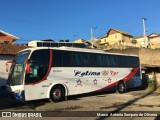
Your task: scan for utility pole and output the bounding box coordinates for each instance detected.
[91,27,97,39]
[142,18,147,47]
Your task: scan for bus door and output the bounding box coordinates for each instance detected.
[24,49,52,101]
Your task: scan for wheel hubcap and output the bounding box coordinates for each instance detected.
[119,84,124,91]
[53,89,61,99]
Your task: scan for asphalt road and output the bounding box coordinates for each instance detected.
[0,88,160,120]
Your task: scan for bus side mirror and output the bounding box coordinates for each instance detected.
[26,59,31,74]
[6,60,13,72]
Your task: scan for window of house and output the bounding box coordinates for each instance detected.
[114,35,118,39]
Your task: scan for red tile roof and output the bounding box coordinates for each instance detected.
[0,44,29,55]
[107,28,133,37]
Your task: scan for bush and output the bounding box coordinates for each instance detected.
[147,78,155,84]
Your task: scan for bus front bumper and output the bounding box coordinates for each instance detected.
[7,90,25,102]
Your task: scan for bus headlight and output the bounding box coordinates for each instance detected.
[14,90,22,93]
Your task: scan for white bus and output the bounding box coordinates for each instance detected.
[6,47,142,102]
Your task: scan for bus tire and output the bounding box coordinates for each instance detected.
[50,86,65,102]
[117,81,126,94]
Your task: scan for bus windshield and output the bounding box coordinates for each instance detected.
[7,50,31,86]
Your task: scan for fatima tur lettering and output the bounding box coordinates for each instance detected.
[74,70,101,77]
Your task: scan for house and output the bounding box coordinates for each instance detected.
[100,28,133,47]
[148,33,160,49]
[74,39,86,43]
[74,39,96,48]
[0,44,28,86]
[0,30,19,43]
[87,38,99,48]
[132,36,149,48]
[99,36,108,46]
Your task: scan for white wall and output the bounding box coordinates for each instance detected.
[0,55,14,86]
[136,37,149,48]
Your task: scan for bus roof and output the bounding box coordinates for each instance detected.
[20,46,139,57]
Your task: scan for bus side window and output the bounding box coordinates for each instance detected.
[25,49,50,84]
[110,55,118,67]
[37,42,43,47]
[29,60,39,78]
[66,43,73,47]
[119,56,129,67]
[91,54,103,67]
[59,43,66,47]
[130,57,139,67]
[97,54,103,67]
[105,55,112,67]
[63,51,72,66]
[51,43,58,47]
[52,50,62,67]
[73,52,81,66]
[91,54,96,66]
[81,53,89,66]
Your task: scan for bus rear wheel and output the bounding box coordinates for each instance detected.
[117,81,126,94]
[50,86,65,102]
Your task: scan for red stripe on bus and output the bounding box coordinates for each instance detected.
[41,50,53,81]
[123,67,139,82]
[92,67,139,92]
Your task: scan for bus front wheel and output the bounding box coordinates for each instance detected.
[50,86,65,102]
[117,81,126,94]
